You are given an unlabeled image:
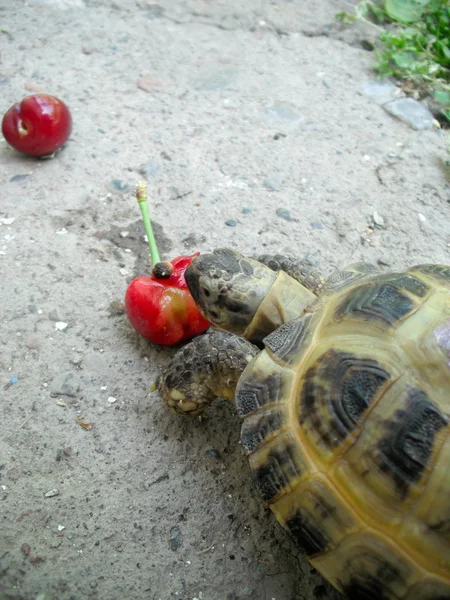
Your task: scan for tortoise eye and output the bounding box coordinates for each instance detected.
[203,288,210,297]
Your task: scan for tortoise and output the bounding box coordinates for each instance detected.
[156,248,450,599]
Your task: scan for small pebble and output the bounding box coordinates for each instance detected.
[24,81,44,93]
[110,179,130,193]
[21,543,31,556]
[310,221,324,230]
[383,98,435,130]
[373,211,385,228]
[266,102,303,123]
[137,71,163,92]
[169,525,183,551]
[26,334,42,349]
[194,68,237,91]
[9,174,30,183]
[361,81,398,105]
[55,322,68,331]
[264,175,282,191]
[205,449,221,460]
[225,220,237,227]
[48,308,62,321]
[107,397,117,404]
[276,208,292,221]
[50,371,80,397]
[108,300,125,316]
[241,207,252,214]
[138,162,161,178]
[44,488,59,498]
[0,217,15,225]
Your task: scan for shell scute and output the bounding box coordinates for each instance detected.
[335,282,415,327]
[248,432,311,504]
[235,350,294,417]
[298,348,392,456]
[375,386,448,497]
[325,262,378,292]
[240,407,285,454]
[235,372,283,417]
[273,476,359,558]
[376,272,430,298]
[329,534,413,600]
[263,314,313,365]
[411,264,450,284]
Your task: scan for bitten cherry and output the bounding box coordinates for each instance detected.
[124,182,210,346]
[125,254,210,345]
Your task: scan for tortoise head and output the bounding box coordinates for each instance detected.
[185,248,277,335]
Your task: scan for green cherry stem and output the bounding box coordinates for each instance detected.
[136,181,161,265]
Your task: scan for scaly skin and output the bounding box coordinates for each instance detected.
[157,329,259,417]
[258,254,326,294]
[157,248,322,412]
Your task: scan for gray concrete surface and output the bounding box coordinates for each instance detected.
[0,1,449,599]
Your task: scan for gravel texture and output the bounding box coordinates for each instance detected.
[0,1,449,599]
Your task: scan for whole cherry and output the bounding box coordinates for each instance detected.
[2,94,72,157]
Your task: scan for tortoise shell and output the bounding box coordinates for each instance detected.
[235,263,450,599]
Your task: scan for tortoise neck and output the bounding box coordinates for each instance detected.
[243,271,317,344]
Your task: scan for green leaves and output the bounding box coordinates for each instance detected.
[392,51,416,69]
[349,0,450,123]
[434,90,450,104]
[336,0,450,122]
[385,0,431,23]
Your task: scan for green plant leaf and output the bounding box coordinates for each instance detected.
[434,90,450,104]
[385,0,431,23]
[392,51,416,68]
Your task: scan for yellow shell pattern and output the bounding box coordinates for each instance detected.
[235,264,450,599]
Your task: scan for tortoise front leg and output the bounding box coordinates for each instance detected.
[156,329,259,417]
[258,254,325,294]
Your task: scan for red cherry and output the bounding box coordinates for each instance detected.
[2,94,72,157]
[125,254,210,346]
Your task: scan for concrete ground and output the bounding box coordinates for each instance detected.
[0,1,449,599]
